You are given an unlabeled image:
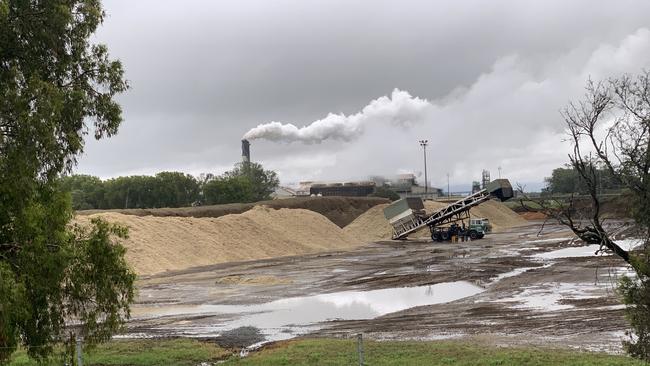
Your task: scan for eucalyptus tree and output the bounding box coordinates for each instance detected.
[0,0,134,362]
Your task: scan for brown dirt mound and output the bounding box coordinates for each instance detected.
[75,206,362,276]
[76,196,389,228]
[519,211,549,220]
[344,199,527,242]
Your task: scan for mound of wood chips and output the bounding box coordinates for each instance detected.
[343,199,527,242]
[75,206,362,276]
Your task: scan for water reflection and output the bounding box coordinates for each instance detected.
[133,281,484,340]
[532,239,642,260]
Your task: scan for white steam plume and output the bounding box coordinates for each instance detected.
[243,89,431,143]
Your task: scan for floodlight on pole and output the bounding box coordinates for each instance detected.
[419,140,428,194]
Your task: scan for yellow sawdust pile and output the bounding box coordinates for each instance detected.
[342,203,393,242]
[466,199,528,231]
[74,206,362,276]
[343,199,527,242]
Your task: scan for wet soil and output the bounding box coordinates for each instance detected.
[128,221,637,353]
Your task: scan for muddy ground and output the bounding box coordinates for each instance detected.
[129,221,637,353]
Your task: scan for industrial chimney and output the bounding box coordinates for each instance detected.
[481,169,490,189]
[241,139,251,163]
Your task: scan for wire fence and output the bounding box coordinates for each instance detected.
[4,260,638,365]
[4,333,375,366]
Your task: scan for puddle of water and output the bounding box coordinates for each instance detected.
[490,264,553,284]
[617,239,644,251]
[532,245,604,259]
[598,266,638,282]
[491,267,536,282]
[596,304,626,311]
[424,333,465,340]
[132,281,484,341]
[497,282,601,311]
[532,239,643,260]
[488,246,543,258]
[611,266,637,277]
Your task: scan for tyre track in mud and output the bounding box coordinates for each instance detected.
[129,221,633,352]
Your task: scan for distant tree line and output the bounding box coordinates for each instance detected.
[60,162,279,210]
[544,165,622,194]
[370,186,400,201]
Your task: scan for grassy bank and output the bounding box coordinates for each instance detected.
[226,339,644,366]
[7,338,645,366]
[8,339,228,366]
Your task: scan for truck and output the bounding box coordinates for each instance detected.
[383,179,513,241]
[469,218,491,233]
[430,224,478,241]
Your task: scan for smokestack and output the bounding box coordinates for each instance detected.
[241,139,251,163]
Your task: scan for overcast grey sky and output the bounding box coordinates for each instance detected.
[77,0,650,190]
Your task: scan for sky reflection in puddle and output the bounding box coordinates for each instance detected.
[133,281,484,340]
[532,239,643,260]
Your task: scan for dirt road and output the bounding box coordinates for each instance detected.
[129,221,636,352]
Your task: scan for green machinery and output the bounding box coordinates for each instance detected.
[383,179,513,241]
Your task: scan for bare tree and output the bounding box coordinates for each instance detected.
[521,71,650,360]
[527,72,650,277]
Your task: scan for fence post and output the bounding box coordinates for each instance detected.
[75,337,83,366]
[356,333,364,366]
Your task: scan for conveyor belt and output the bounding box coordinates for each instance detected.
[391,189,492,239]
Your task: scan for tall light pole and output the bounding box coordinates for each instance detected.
[498,166,502,179]
[419,140,428,194]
